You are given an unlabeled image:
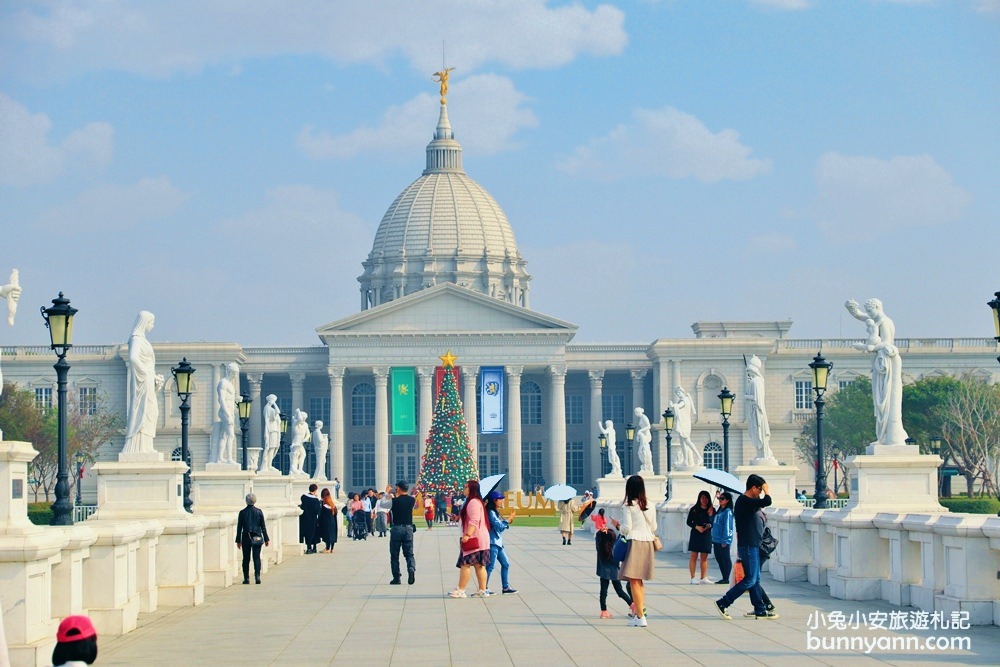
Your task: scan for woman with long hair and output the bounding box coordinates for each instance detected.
[449,479,492,598]
[319,487,338,552]
[611,475,657,627]
[687,490,715,583]
[593,508,632,619]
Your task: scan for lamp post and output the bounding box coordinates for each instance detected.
[718,386,735,472]
[662,407,675,476]
[625,423,636,477]
[74,451,84,507]
[989,291,1000,366]
[41,292,78,526]
[238,394,253,471]
[809,352,833,509]
[171,358,196,512]
[279,411,289,474]
[930,435,942,497]
[831,449,840,497]
[598,432,607,477]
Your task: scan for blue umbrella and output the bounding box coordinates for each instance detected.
[543,484,577,502]
[479,473,506,497]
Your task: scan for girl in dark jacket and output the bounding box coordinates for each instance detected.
[593,509,633,619]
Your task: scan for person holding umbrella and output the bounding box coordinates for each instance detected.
[546,484,579,545]
[485,490,518,595]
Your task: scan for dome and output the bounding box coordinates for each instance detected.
[358,103,531,310]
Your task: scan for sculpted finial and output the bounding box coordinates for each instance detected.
[433,67,455,104]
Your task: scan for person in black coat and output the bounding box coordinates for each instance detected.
[686,490,715,584]
[299,483,322,554]
[318,487,339,552]
[236,493,270,584]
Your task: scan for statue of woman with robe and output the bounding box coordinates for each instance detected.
[122,311,163,455]
[745,355,774,461]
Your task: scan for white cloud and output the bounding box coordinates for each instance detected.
[35,177,187,230]
[219,185,368,237]
[558,106,771,183]
[4,1,627,79]
[298,74,537,159]
[813,152,971,239]
[972,0,1000,12]
[0,93,113,186]
[744,232,797,256]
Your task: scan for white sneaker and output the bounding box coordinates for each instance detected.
[447,589,466,598]
[700,578,714,584]
[635,616,648,627]
[690,577,701,584]
[471,589,492,598]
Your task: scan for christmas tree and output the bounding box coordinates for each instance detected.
[416,351,479,495]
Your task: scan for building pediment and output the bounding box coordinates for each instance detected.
[315,283,577,339]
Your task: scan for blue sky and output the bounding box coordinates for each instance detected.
[2,0,998,346]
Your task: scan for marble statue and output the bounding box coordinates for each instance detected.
[289,408,309,476]
[258,394,281,473]
[668,386,702,468]
[0,269,21,438]
[122,311,164,455]
[633,407,654,473]
[209,362,239,465]
[846,298,910,447]
[745,355,775,462]
[311,420,329,481]
[433,67,455,103]
[596,419,622,477]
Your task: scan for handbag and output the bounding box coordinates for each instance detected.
[462,535,481,551]
[760,526,778,556]
[642,511,663,552]
[734,560,745,584]
[611,534,630,562]
[248,509,264,546]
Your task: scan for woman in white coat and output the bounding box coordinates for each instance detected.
[611,475,657,627]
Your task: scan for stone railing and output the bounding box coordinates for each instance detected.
[779,338,996,351]
[73,504,98,523]
[797,498,849,509]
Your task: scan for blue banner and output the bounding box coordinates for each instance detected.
[480,367,504,434]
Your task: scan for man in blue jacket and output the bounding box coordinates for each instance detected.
[711,491,734,584]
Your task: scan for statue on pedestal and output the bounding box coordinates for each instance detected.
[745,355,775,462]
[597,419,622,477]
[633,407,654,473]
[846,298,910,447]
[668,386,702,468]
[122,311,164,456]
[209,362,239,465]
[288,408,309,476]
[312,420,328,481]
[259,394,281,473]
[0,269,20,439]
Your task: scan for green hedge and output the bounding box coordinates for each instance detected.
[28,508,53,525]
[939,497,1000,514]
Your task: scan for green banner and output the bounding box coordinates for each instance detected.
[391,367,417,435]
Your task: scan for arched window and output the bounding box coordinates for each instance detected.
[703,441,723,471]
[352,383,375,426]
[521,381,542,425]
[170,446,191,467]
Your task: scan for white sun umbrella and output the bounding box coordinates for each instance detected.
[479,473,506,497]
[543,484,577,502]
[693,468,744,496]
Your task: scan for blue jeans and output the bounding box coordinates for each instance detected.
[486,544,510,590]
[720,545,765,615]
[713,542,732,582]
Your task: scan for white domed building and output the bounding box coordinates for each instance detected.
[4,98,997,500]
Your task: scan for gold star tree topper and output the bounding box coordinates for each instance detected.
[439,350,458,368]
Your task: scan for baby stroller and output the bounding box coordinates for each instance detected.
[351,510,368,540]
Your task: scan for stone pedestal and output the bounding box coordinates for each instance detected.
[845,453,945,514]
[767,507,811,582]
[82,520,145,636]
[205,461,241,472]
[247,447,263,472]
[595,476,627,533]
[825,511,886,600]
[252,474,302,559]
[118,451,164,463]
[51,525,97,620]
[191,469,253,589]
[642,475,667,504]
[735,463,798,509]
[92,460,188,520]
[156,514,208,606]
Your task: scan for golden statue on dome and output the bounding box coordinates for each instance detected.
[433,67,454,104]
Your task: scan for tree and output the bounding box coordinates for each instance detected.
[936,377,1000,497]
[795,377,875,493]
[0,382,122,502]
[416,363,478,496]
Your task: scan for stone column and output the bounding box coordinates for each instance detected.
[328,366,345,488]
[417,367,434,463]
[547,365,567,485]
[373,366,390,488]
[589,369,604,483]
[506,367,523,493]
[246,372,263,449]
[462,366,479,462]
[289,372,306,414]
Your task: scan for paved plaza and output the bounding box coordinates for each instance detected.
[100,525,998,667]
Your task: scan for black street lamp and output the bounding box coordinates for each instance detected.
[279,411,289,474]
[809,352,833,509]
[662,407,675,477]
[238,394,253,471]
[625,423,636,477]
[718,386,735,472]
[171,358,196,512]
[598,432,607,477]
[930,435,943,497]
[41,292,78,526]
[989,291,1000,366]
[74,451,84,507]
[831,449,840,497]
